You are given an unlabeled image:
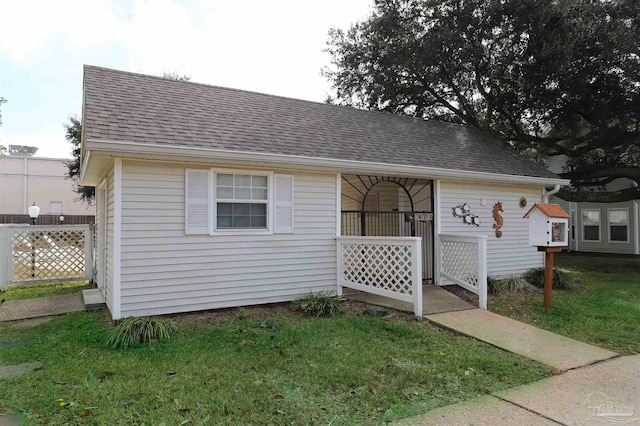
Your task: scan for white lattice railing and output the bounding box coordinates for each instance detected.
[0,225,93,290]
[438,233,487,309]
[336,236,423,317]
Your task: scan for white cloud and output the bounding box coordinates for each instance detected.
[0,0,374,158]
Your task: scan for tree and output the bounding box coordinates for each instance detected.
[64,117,95,204]
[324,0,640,202]
[161,72,191,82]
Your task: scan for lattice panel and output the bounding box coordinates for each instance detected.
[341,243,414,295]
[441,239,479,290]
[11,230,86,281]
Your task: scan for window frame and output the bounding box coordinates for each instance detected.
[582,209,601,242]
[607,208,629,243]
[211,168,274,235]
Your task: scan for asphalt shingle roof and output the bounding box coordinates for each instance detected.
[83,65,559,180]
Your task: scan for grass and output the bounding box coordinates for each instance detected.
[491,252,640,355]
[0,306,552,424]
[1,280,91,302]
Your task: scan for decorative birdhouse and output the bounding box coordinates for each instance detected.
[523,204,570,247]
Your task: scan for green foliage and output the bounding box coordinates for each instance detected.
[325,0,640,202]
[487,276,501,294]
[500,275,529,291]
[0,310,551,424]
[294,291,345,317]
[105,316,177,349]
[64,116,95,204]
[491,266,640,354]
[1,281,91,302]
[523,267,577,291]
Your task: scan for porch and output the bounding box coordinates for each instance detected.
[337,174,488,318]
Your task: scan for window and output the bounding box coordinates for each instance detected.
[50,201,63,214]
[185,168,293,235]
[582,210,600,241]
[608,209,629,242]
[215,173,269,230]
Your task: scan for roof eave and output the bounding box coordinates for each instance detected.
[83,138,570,187]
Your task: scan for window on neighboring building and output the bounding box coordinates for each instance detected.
[608,209,629,242]
[582,210,600,241]
[50,201,63,214]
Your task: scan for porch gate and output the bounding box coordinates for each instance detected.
[0,225,94,291]
[438,234,488,309]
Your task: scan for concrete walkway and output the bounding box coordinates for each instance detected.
[0,292,86,322]
[347,285,475,315]
[395,354,640,425]
[426,309,618,371]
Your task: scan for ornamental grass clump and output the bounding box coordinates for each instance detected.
[523,267,577,291]
[500,275,529,291]
[294,291,346,317]
[105,316,177,349]
[487,276,501,294]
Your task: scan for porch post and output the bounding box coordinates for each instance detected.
[412,237,423,318]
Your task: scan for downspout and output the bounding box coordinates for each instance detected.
[23,157,28,214]
[543,184,561,204]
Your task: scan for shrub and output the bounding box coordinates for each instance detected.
[105,316,177,349]
[523,267,577,290]
[487,276,501,294]
[294,291,345,317]
[500,275,529,291]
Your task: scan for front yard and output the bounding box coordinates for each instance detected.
[0,300,549,425]
[491,252,640,355]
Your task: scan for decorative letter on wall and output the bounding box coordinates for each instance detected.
[492,202,504,238]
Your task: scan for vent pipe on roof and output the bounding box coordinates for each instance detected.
[543,184,561,204]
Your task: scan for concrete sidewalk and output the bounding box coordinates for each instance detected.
[426,309,618,371]
[0,293,86,321]
[395,354,640,425]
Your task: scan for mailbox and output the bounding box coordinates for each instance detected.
[523,204,570,247]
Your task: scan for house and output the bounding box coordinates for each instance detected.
[80,65,568,319]
[0,147,96,221]
[547,155,640,255]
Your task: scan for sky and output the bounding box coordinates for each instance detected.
[0,0,373,158]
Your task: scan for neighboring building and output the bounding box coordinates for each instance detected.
[0,146,95,218]
[548,155,639,255]
[80,65,567,319]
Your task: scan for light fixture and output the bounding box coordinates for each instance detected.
[59,214,65,223]
[472,216,481,226]
[28,203,40,225]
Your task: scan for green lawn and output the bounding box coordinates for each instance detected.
[0,305,551,425]
[1,281,91,302]
[491,252,640,355]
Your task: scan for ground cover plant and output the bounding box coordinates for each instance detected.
[491,252,640,355]
[0,303,551,424]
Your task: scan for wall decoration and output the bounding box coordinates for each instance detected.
[452,203,480,226]
[493,201,504,238]
[519,197,528,208]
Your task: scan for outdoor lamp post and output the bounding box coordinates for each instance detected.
[28,203,40,225]
[28,203,40,278]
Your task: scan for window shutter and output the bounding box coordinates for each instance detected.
[274,174,294,233]
[185,169,210,234]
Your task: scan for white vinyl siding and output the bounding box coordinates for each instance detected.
[119,160,336,317]
[105,170,115,313]
[439,181,544,278]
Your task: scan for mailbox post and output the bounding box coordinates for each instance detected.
[523,204,570,312]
